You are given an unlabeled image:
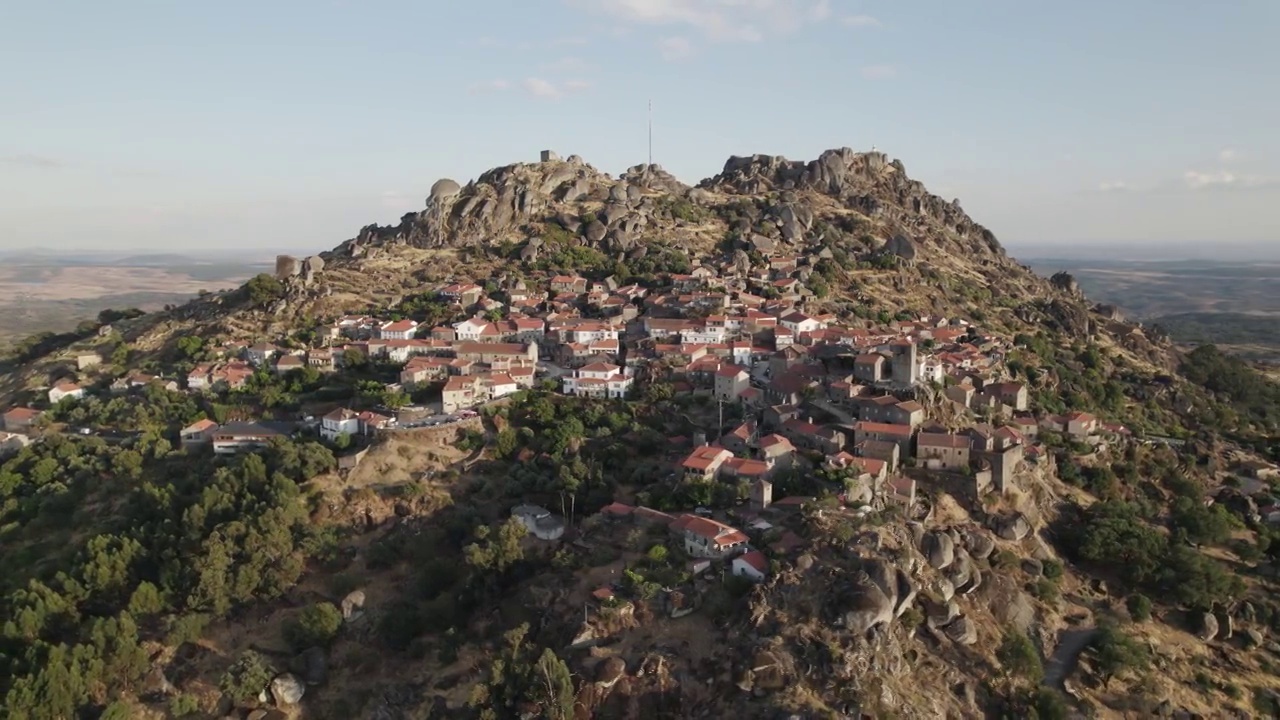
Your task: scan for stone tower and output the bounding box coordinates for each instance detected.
[890,339,919,386]
[750,478,773,512]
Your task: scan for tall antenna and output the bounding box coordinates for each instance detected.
[647,99,653,166]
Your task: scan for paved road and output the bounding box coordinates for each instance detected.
[1042,627,1099,690]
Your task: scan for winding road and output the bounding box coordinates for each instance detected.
[1042,627,1099,690]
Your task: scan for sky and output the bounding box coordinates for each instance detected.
[2,0,1279,259]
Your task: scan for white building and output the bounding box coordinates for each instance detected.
[731,550,769,583]
[378,320,419,341]
[779,312,825,334]
[680,326,727,345]
[562,363,634,399]
[320,408,362,441]
[48,381,85,404]
[453,318,490,341]
[565,324,619,344]
[918,356,945,384]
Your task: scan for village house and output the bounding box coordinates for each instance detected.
[853,421,915,456]
[442,376,482,414]
[549,275,588,294]
[400,356,451,386]
[758,434,796,472]
[320,408,362,441]
[274,354,305,374]
[307,348,335,371]
[0,431,32,455]
[854,353,887,383]
[562,363,633,399]
[245,343,278,366]
[856,439,901,475]
[48,381,85,404]
[454,342,538,366]
[916,432,971,470]
[179,419,218,449]
[212,422,287,455]
[681,445,733,482]
[982,381,1028,411]
[439,283,484,306]
[714,364,751,402]
[670,514,749,559]
[2,407,43,433]
[378,319,419,341]
[732,550,769,583]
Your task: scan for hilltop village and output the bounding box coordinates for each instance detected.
[0,251,1148,584]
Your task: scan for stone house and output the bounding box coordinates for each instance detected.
[916,432,971,471]
[670,514,749,559]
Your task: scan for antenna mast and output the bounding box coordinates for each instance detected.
[648,99,653,166]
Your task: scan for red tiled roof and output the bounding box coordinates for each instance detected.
[736,550,768,573]
[854,421,913,437]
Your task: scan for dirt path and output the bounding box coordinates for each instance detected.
[1043,627,1098,689]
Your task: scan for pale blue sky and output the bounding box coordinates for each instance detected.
[2,0,1278,257]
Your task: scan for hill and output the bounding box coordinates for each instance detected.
[2,147,1279,720]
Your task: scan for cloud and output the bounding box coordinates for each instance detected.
[1218,148,1238,163]
[467,79,511,94]
[540,56,590,73]
[860,64,897,79]
[1,153,65,169]
[1182,169,1274,190]
[841,14,881,28]
[1097,181,1128,192]
[522,77,591,99]
[657,36,693,61]
[572,0,833,42]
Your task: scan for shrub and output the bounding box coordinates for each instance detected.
[997,628,1044,683]
[284,602,343,651]
[219,650,277,703]
[169,694,201,717]
[1126,593,1152,622]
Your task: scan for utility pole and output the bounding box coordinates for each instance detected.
[648,99,653,166]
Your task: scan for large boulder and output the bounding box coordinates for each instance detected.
[944,616,978,645]
[1197,612,1219,642]
[290,647,328,686]
[963,529,996,560]
[993,513,1033,541]
[428,178,462,203]
[836,560,900,635]
[925,597,960,628]
[884,233,917,261]
[922,531,956,570]
[270,674,306,706]
[341,590,366,622]
[275,255,300,279]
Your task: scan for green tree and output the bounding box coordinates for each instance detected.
[126,581,166,617]
[284,602,343,650]
[464,518,526,575]
[997,628,1044,683]
[244,273,284,306]
[1090,622,1149,688]
[1126,593,1152,621]
[531,648,575,720]
[219,650,277,703]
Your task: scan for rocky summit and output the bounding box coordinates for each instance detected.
[2,146,1278,720]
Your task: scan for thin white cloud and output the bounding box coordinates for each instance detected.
[1,153,65,169]
[540,56,590,73]
[571,0,833,42]
[657,36,693,61]
[1097,181,1128,192]
[841,14,881,28]
[1218,148,1238,163]
[1183,169,1273,190]
[522,77,591,99]
[468,79,511,95]
[860,64,897,80]
[380,191,417,210]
